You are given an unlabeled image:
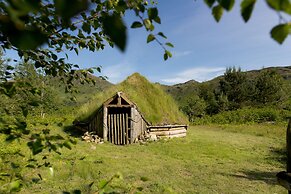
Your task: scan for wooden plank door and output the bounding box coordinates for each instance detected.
[107,113,130,145]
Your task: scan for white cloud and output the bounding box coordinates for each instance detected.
[162,67,225,84]
[172,50,192,58]
[102,61,136,84]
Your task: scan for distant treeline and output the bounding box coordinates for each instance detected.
[177,67,291,124]
[0,61,110,121]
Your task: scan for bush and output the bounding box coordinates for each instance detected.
[192,107,290,125]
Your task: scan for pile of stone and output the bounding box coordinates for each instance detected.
[133,132,158,144]
[82,131,104,144]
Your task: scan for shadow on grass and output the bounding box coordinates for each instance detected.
[63,125,84,137]
[225,170,278,185]
[267,147,287,166]
[224,147,287,185]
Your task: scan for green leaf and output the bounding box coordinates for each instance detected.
[266,0,291,13]
[27,138,43,155]
[270,24,290,44]
[102,14,127,51]
[157,32,167,39]
[25,0,41,10]
[212,5,224,22]
[96,66,101,72]
[166,50,172,58]
[63,141,72,150]
[165,42,174,48]
[131,21,143,28]
[218,0,235,11]
[6,65,14,70]
[153,16,161,24]
[10,180,21,192]
[140,176,149,181]
[9,29,47,50]
[25,164,36,168]
[74,48,79,55]
[87,68,94,74]
[148,7,158,20]
[98,179,109,189]
[21,106,28,118]
[72,190,81,194]
[164,52,168,61]
[147,34,155,43]
[54,0,88,21]
[143,19,152,30]
[204,0,215,8]
[52,54,58,60]
[241,0,257,22]
[82,22,91,34]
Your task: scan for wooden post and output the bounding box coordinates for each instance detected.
[130,107,134,144]
[120,113,123,145]
[117,114,120,145]
[107,114,110,142]
[287,118,291,194]
[103,107,108,141]
[110,114,114,143]
[114,114,117,144]
[125,113,128,144]
[109,114,111,143]
[123,113,126,145]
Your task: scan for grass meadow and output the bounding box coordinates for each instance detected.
[0,124,287,193]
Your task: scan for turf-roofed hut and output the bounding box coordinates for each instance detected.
[74,73,188,145]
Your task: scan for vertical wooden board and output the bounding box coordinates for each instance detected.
[123,113,126,145]
[120,113,123,145]
[114,114,117,144]
[112,114,115,144]
[108,115,111,143]
[125,113,128,144]
[119,113,122,145]
[130,108,134,143]
[119,114,122,145]
[103,107,107,141]
[117,114,120,145]
[111,114,114,144]
[93,117,95,131]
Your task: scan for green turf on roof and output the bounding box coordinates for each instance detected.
[76,73,188,125]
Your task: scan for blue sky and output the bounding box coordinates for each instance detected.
[6,0,291,85]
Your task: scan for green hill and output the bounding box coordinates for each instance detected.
[163,66,291,105]
[76,73,188,125]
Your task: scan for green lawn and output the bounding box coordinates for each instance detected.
[1,124,288,193]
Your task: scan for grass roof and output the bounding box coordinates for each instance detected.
[76,73,188,125]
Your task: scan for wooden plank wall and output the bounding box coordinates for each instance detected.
[131,108,147,143]
[88,108,103,138]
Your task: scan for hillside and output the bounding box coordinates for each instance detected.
[163,66,291,105]
[162,80,200,103]
[76,73,188,125]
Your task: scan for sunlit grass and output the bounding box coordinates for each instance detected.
[0,124,286,193]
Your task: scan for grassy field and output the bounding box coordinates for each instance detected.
[0,124,288,193]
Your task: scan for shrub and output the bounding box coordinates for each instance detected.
[192,107,289,125]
